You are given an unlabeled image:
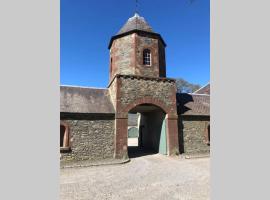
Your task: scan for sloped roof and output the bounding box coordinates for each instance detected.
[108,13,166,49]
[60,86,115,114]
[194,83,210,95]
[117,13,154,35]
[177,93,210,116]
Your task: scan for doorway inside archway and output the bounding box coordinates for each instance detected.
[127,104,167,158]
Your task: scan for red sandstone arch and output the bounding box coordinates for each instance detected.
[119,97,178,119]
[60,121,70,149]
[114,97,179,159]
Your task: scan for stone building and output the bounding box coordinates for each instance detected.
[60,13,210,163]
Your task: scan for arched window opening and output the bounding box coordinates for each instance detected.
[143,49,151,66]
[60,123,70,152]
[60,125,65,147]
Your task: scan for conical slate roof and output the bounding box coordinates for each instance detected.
[117,13,154,35]
[108,13,166,49]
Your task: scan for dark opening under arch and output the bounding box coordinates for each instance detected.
[60,125,65,147]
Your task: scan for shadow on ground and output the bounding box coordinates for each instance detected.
[128,147,157,158]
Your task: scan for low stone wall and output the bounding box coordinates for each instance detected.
[178,115,210,155]
[60,113,115,162]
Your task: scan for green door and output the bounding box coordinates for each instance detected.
[159,118,167,155]
[128,127,139,138]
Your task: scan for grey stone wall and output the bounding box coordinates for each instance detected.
[108,77,117,109]
[119,76,176,109]
[110,34,134,78]
[135,35,159,77]
[178,116,210,155]
[60,114,115,162]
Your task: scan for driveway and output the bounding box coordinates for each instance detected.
[60,153,210,200]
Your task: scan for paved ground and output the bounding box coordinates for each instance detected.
[60,151,210,200]
[128,138,138,146]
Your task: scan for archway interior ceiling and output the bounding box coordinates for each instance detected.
[129,104,165,114]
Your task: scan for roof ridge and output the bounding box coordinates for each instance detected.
[60,85,107,90]
[193,82,210,94]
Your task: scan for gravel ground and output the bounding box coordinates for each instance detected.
[60,153,210,200]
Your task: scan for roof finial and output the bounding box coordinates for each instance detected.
[135,0,139,15]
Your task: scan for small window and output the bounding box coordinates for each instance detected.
[60,123,70,152]
[143,49,151,66]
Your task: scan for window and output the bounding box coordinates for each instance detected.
[143,49,151,66]
[60,122,70,152]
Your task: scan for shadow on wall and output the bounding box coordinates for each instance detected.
[176,93,194,153]
[176,93,194,115]
[178,120,185,153]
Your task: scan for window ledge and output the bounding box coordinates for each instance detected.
[60,147,71,153]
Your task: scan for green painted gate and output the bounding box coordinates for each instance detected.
[128,127,139,138]
[159,118,167,155]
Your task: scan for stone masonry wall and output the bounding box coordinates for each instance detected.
[108,77,117,109]
[60,116,115,162]
[118,76,176,112]
[178,116,210,155]
[110,34,134,79]
[111,75,179,157]
[135,35,159,77]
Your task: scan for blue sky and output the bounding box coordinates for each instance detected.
[61,0,209,88]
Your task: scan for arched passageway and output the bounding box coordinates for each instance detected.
[127,104,167,158]
[114,97,179,159]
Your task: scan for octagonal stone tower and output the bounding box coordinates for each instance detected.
[108,13,166,81]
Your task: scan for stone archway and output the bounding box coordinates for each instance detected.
[114,97,179,159]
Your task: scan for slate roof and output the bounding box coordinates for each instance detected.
[117,13,154,35]
[60,86,115,114]
[177,93,210,116]
[193,83,210,95]
[108,13,166,49]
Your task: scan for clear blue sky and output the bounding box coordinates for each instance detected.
[61,0,209,88]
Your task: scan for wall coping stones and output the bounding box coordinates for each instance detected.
[108,29,166,49]
[108,74,176,88]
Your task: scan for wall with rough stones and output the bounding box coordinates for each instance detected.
[111,75,179,158]
[109,32,166,80]
[108,77,117,109]
[118,76,177,113]
[60,115,115,162]
[178,116,210,155]
[110,34,135,80]
[135,35,159,77]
